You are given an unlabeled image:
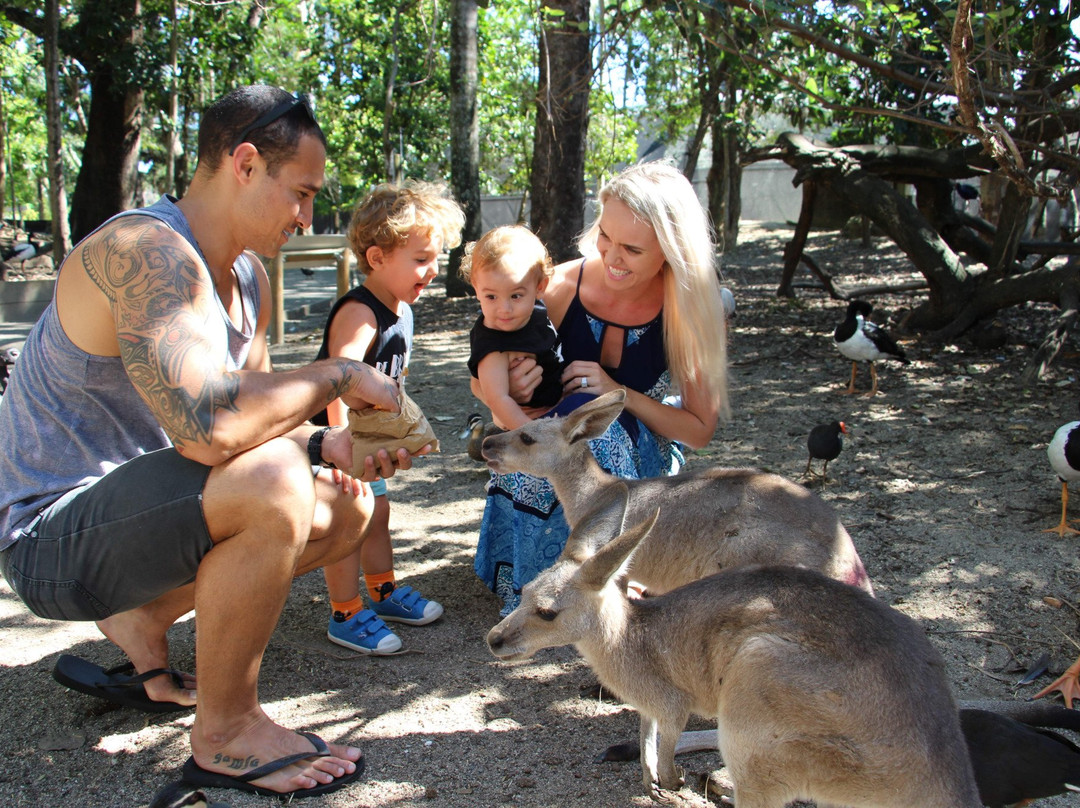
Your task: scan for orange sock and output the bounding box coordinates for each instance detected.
[365,570,397,603]
[330,595,364,620]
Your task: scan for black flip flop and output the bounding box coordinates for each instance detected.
[52,653,192,714]
[180,731,365,799]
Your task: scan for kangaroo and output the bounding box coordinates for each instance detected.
[481,388,873,595]
[486,485,981,807]
[598,702,1080,807]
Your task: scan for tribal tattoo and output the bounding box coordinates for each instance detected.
[94,221,241,451]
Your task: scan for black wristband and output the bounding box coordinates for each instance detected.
[308,426,334,468]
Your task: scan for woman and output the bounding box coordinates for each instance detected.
[473,161,730,615]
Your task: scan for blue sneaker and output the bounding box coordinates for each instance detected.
[327,609,402,655]
[370,585,444,626]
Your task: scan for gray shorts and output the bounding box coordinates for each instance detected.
[0,448,213,621]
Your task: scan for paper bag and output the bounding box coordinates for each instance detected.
[347,388,439,475]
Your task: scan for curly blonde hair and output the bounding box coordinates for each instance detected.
[578,161,729,419]
[459,225,553,288]
[348,180,465,276]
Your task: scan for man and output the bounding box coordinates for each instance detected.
[0,85,414,798]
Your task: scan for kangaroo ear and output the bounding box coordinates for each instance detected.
[564,390,626,445]
[579,498,660,591]
[564,482,630,561]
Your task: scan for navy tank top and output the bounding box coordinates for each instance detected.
[557,260,668,398]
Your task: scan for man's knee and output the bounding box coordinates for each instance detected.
[205,438,317,538]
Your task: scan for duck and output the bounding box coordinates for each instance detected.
[805,421,846,479]
[833,300,909,396]
[459,413,486,462]
[1044,415,1080,537]
[460,413,506,463]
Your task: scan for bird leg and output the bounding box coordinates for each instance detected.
[1034,653,1080,708]
[843,361,859,394]
[1043,481,1080,536]
[865,362,880,397]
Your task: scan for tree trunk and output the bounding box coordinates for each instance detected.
[67,0,144,243]
[44,0,71,262]
[709,88,741,254]
[164,0,180,197]
[446,0,481,298]
[69,72,143,242]
[0,87,6,222]
[530,0,591,263]
[382,7,403,182]
[777,180,816,298]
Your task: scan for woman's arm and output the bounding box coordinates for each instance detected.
[560,360,718,449]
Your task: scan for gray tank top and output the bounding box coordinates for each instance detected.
[0,195,261,549]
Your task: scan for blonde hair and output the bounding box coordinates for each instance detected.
[579,161,729,419]
[348,180,465,275]
[459,225,553,288]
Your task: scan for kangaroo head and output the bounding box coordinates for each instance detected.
[480,389,626,477]
[486,483,659,661]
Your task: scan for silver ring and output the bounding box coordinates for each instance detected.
[580,377,588,389]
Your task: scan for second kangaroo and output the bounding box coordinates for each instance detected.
[481,389,872,594]
[487,486,980,807]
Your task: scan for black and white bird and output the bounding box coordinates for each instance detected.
[833,300,909,396]
[805,420,846,479]
[1045,415,1080,537]
[962,706,1080,808]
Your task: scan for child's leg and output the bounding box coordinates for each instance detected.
[366,487,444,627]
[324,486,401,655]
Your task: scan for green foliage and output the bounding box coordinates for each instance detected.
[0,20,49,220]
[2,0,1077,229]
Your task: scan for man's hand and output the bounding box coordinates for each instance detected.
[322,426,356,470]
[341,363,400,413]
[355,444,433,482]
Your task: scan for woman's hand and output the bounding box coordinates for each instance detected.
[561,360,615,397]
[506,355,542,404]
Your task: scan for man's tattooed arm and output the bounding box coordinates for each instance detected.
[89,221,238,453]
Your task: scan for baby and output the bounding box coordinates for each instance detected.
[461,225,565,430]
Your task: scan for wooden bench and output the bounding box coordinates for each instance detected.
[266,234,353,344]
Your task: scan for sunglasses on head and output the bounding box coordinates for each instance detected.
[228,92,315,155]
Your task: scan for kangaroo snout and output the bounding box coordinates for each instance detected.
[486,621,530,661]
[480,435,500,465]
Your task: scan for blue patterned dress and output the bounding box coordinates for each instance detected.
[474,263,684,615]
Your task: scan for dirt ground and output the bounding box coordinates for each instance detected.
[2,223,1080,808]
